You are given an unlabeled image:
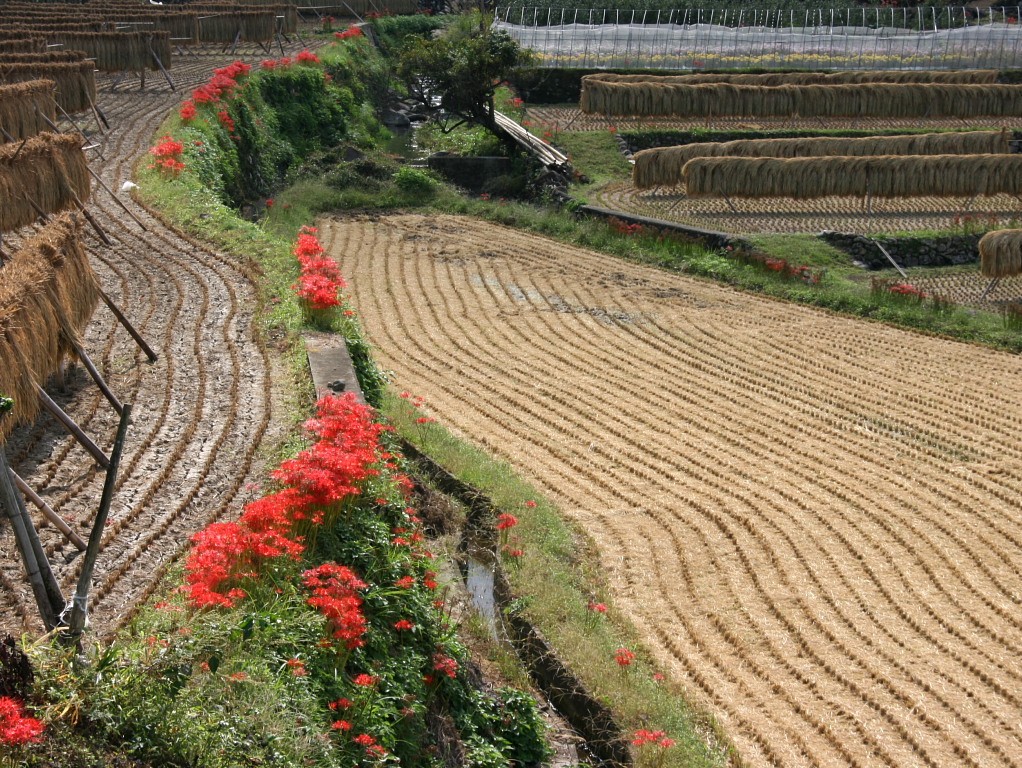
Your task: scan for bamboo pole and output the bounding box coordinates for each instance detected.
[65,403,131,639]
[9,469,87,551]
[36,385,110,469]
[0,449,61,630]
[98,288,158,362]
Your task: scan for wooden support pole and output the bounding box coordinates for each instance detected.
[84,77,109,131]
[979,276,1002,301]
[9,470,87,552]
[66,404,132,639]
[148,45,175,91]
[98,289,159,363]
[54,101,104,159]
[36,385,110,470]
[70,340,123,415]
[0,450,62,631]
[72,198,114,246]
[230,29,242,55]
[83,164,148,231]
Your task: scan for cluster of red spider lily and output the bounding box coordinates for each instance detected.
[292,226,346,310]
[0,696,44,746]
[148,135,185,177]
[184,392,387,609]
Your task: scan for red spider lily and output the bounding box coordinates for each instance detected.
[496,513,518,530]
[393,619,414,631]
[632,729,675,748]
[0,697,44,746]
[332,719,352,731]
[588,601,607,613]
[889,282,927,299]
[353,673,378,687]
[432,653,458,679]
[179,101,197,121]
[304,563,369,649]
[296,50,321,64]
[524,500,537,508]
[335,25,364,40]
[614,648,635,667]
[217,109,236,134]
[395,575,415,589]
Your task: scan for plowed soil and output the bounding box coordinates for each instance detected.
[0,46,296,636]
[324,212,1022,768]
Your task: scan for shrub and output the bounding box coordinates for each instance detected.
[393,166,437,198]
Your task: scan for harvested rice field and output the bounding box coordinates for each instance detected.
[525,105,1022,134]
[595,181,1022,236]
[324,212,1022,768]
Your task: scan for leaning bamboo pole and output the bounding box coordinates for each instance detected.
[683,154,1022,199]
[0,132,91,231]
[0,61,97,114]
[0,213,98,444]
[979,230,1022,277]
[580,82,1022,119]
[633,130,1012,189]
[0,79,57,143]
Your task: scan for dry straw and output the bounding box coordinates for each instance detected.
[682,154,1022,199]
[0,52,88,64]
[633,130,1011,188]
[583,69,997,92]
[0,38,46,54]
[580,81,1022,118]
[46,31,172,72]
[197,11,278,43]
[979,230,1022,277]
[0,79,57,142]
[0,61,97,113]
[0,132,91,232]
[0,212,98,444]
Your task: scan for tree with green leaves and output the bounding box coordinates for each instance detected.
[397,19,531,144]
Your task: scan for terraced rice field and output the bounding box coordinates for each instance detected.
[324,212,1022,768]
[0,44,302,637]
[596,182,1022,236]
[526,105,1022,134]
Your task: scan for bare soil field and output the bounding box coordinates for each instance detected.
[324,212,1022,768]
[0,46,295,637]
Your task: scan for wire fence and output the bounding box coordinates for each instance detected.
[493,6,1022,70]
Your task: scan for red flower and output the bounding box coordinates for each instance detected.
[265,199,274,208]
[432,653,458,678]
[353,673,378,687]
[296,49,321,64]
[0,697,44,746]
[496,513,518,530]
[395,575,415,589]
[614,648,635,667]
[332,720,352,731]
[354,733,376,746]
[588,601,607,613]
[394,619,414,631]
[179,100,197,121]
[632,729,675,748]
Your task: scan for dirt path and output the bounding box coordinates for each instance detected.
[323,212,1022,768]
[0,48,293,636]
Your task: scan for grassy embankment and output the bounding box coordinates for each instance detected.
[11,31,551,768]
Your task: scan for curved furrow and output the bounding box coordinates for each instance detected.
[330,213,1022,768]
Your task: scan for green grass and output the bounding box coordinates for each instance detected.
[385,391,735,768]
[553,130,632,193]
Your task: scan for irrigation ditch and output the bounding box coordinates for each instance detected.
[305,328,622,765]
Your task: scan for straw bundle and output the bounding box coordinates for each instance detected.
[0,212,97,444]
[633,130,1011,189]
[0,80,56,142]
[0,132,90,232]
[0,38,45,54]
[45,31,171,72]
[979,230,1022,277]
[582,69,998,92]
[683,154,1022,199]
[580,82,1022,119]
[0,61,97,113]
[197,11,277,43]
[0,51,88,64]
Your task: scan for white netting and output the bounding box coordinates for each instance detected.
[494,8,1022,70]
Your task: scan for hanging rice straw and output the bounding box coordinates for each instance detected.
[979,230,1022,277]
[0,79,57,142]
[0,61,97,113]
[0,212,97,444]
[0,132,91,232]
